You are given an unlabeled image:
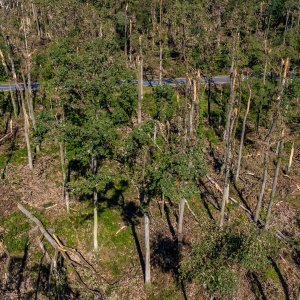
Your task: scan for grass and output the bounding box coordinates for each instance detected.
[0,211,30,255]
[0,152,6,169]
[10,146,28,164]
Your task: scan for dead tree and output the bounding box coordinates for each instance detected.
[235,85,252,183]
[220,58,237,228]
[137,36,143,124]
[265,129,284,229]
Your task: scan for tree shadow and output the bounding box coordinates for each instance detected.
[35,255,79,299]
[209,145,223,173]
[232,180,253,215]
[269,257,290,300]
[121,201,145,278]
[2,240,79,299]
[16,238,29,296]
[248,272,267,300]
[164,203,176,240]
[151,232,188,300]
[151,233,179,275]
[198,178,220,220]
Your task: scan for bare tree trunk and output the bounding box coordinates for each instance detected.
[189,78,197,137]
[6,45,33,169]
[183,77,189,146]
[21,90,33,170]
[92,156,98,250]
[159,43,163,85]
[93,187,98,251]
[220,179,229,228]
[207,78,212,126]
[265,58,290,140]
[223,59,236,143]
[31,1,41,38]
[144,211,150,284]
[178,198,186,248]
[22,17,37,132]
[254,151,269,222]
[137,36,143,125]
[129,17,132,64]
[297,0,300,34]
[283,8,290,45]
[265,134,284,229]
[220,59,237,227]
[59,142,69,212]
[159,0,163,85]
[235,86,252,183]
[26,65,36,130]
[124,4,128,57]
[287,141,294,174]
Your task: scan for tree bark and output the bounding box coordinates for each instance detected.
[178,198,186,248]
[220,59,237,227]
[235,86,252,183]
[159,43,163,85]
[129,17,132,64]
[144,211,150,285]
[254,151,269,223]
[93,187,98,251]
[189,78,197,137]
[124,4,128,57]
[21,87,33,170]
[59,142,69,212]
[287,141,294,174]
[207,77,212,126]
[265,135,284,229]
[159,0,163,85]
[92,156,98,250]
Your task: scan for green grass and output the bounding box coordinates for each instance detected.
[264,267,279,282]
[0,153,6,169]
[148,287,183,300]
[10,146,28,165]
[0,211,30,255]
[1,201,136,281]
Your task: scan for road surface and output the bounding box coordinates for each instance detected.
[0,76,230,92]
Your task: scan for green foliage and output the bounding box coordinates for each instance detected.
[150,85,176,122]
[180,222,280,298]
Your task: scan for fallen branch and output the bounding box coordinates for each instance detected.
[205,176,289,242]
[17,203,104,297]
[185,200,200,222]
[0,133,12,144]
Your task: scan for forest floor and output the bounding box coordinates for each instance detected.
[0,118,299,299]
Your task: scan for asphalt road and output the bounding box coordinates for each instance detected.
[0,82,40,91]
[0,76,230,91]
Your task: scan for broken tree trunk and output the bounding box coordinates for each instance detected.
[137,36,143,124]
[178,198,186,249]
[144,211,151,285]
[92,155,98,251]
[265,131,284,229]
[254,150,269,223]
[235,86,252,183]
[287,141,294,174]
[220,58,237,228]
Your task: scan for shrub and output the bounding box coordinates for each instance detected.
[180,222,280,298]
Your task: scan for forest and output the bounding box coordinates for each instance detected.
[0,0,299,299]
